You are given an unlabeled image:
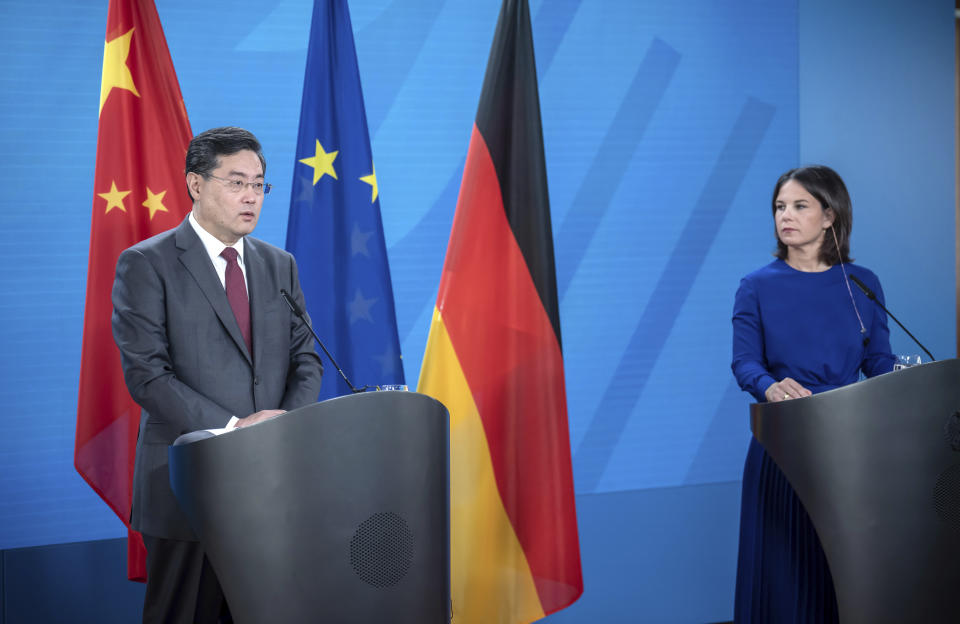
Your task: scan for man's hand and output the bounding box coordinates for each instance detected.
[235,409,286,428]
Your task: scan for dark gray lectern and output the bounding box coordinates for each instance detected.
[751,358,960,624]
[168,391,450,624]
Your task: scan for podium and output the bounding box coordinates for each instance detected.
[750,358,960,623]
[168,391,450,624]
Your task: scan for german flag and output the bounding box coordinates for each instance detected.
[417,0,582,621]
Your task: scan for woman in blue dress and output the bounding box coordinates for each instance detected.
[731,165,896,623]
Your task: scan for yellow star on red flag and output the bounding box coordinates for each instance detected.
[100,28,141,116]
[142,187,169,219]
[98,180,131,215]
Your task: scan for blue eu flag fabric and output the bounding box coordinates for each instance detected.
[286,0,404,399]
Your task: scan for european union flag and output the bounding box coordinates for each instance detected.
[286,0,404,399]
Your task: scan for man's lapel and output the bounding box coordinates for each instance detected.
[244,237,271,368]
[175,219,252,364]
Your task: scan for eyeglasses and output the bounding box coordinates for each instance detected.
[205,173,272,195]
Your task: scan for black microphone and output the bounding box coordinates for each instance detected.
[848,275,935,362]
[280,289,366,393]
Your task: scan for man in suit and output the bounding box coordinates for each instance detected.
[112,126,324,623]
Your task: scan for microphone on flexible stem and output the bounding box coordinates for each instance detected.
[848,275,936,362]
[280,289,367,393]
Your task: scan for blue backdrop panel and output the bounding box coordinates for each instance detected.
[0,1,115,547]
[798,0,955,361]
[1,538,145,623]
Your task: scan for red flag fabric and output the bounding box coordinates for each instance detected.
[417,0,583,620]
[74,0,192,582]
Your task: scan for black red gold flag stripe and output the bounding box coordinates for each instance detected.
[418,0,583,620]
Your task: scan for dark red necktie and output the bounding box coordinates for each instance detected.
[220,247,251,354]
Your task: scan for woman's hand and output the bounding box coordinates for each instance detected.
[764,377,812,402]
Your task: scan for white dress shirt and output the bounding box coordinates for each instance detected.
[188,211,247,291]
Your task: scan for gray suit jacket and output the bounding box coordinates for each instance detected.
[112,217,323,540]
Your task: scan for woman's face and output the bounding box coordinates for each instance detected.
[774,179,834,253]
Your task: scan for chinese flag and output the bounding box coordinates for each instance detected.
[74,0,192,582]
[417,0,583,621]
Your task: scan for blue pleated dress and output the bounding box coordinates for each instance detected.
[731,260,895,623]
